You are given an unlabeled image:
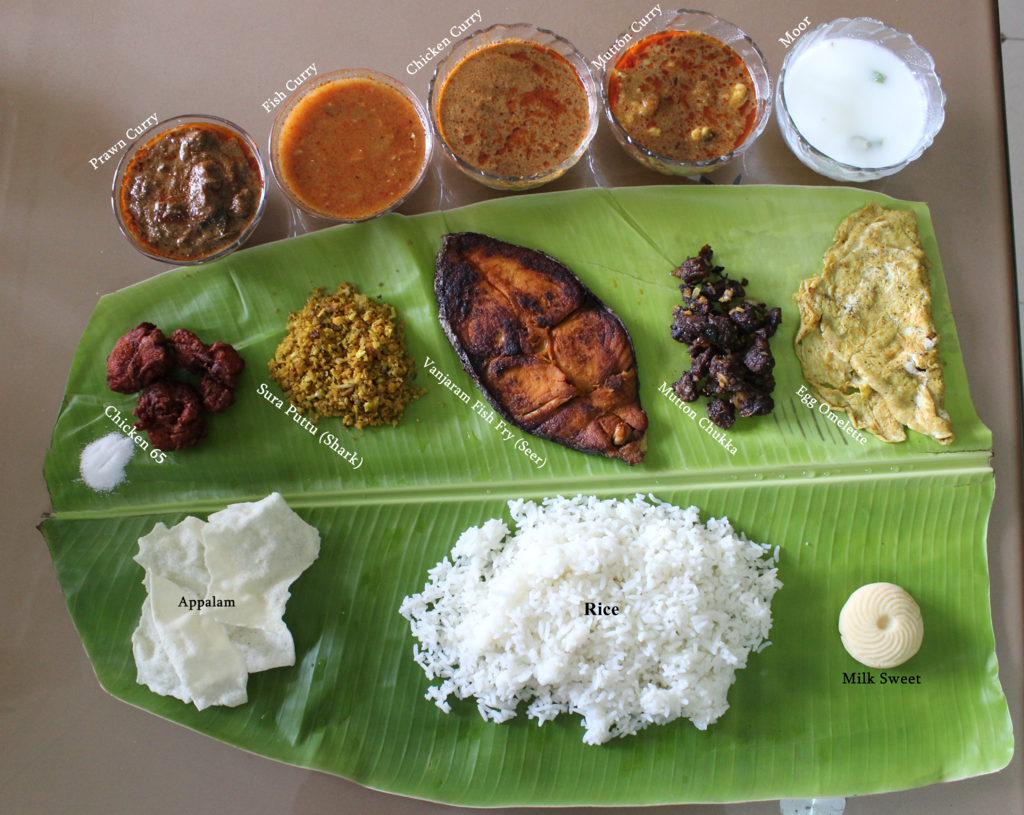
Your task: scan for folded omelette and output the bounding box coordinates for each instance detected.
[793,203,954,445]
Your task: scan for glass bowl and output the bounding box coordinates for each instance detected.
[776,18,945,182]
[112,115,267,265]
[428,23,600,191]
[269,69,432,222]
[600,9,772,177]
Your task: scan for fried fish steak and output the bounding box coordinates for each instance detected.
[436,233,648,464]
[793,204,954,445]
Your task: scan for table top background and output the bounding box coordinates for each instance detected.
[2,0,1021,812]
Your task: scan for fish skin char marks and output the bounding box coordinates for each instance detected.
[435,233,648,465]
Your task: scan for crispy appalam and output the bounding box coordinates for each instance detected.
[131,494,322,709]
[793,204,953,445]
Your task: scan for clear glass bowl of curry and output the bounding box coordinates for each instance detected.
[429,24,600,191]
[269,69,432,223]
[113,115,267,265]
[600,10,772,176]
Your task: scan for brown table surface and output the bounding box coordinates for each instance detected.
[2,0,1021,812]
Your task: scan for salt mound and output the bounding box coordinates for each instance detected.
[80,432,135,492]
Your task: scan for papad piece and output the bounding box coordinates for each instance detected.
[793,203,953,445]
[133,516,209,597]
[133,514,294,672]
[148,573,248,711]
[223,622,295,673]
[130,493,321,708]
[202,492,320,635]
[132,596,192,704]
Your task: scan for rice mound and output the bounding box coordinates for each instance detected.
[399,494,782,745]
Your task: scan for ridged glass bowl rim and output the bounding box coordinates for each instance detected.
[111,114,268,266]
[775,17,946,174]
[427,23,601,188]
[268,69,433,223]
[599,9,773,172]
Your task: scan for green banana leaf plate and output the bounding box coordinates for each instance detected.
[41,185,1012,805]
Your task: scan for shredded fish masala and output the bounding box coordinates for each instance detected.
[268,284,425,427]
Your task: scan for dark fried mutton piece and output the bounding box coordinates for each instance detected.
[706,399,736,429]
[669,246,780,430]
[672,371,699,402]
[106,323,174,394]
[671,244,721,284]
[133,380,207,451]
[743,335,775,374]
[735,388,774,418]
[170,329,245,413]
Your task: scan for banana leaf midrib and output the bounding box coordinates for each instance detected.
[46,448,993,521]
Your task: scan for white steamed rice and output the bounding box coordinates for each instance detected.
[399,494,782,745]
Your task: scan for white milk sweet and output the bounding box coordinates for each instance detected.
[783,38,927,168]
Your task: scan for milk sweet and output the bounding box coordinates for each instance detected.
[783,38,927,168]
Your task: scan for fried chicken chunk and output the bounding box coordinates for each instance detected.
[170,329,245,413]
[133,380,207,451]
[106,323,174,394]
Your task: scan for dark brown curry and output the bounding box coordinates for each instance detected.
[120,124,262,261]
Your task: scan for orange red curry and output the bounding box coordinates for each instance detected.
[609,32,757,163]
[277,78,426,220]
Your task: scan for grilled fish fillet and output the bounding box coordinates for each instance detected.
[436,233,648,465]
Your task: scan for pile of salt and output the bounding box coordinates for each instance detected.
[79,432,135,492]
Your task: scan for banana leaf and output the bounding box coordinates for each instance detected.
[41,186,1012,805]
